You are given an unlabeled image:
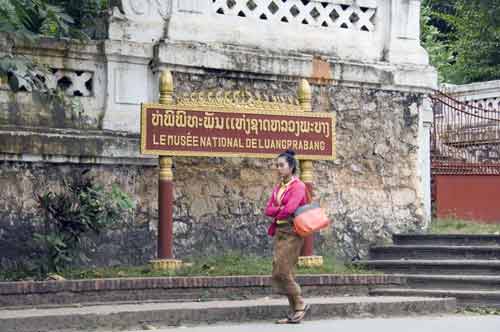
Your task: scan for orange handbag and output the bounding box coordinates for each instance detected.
[293,189,330,237]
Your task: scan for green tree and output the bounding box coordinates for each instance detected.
[0,0,109,40]
[444,0,500,83]
[421,0,500,84]
[420,3,453,83]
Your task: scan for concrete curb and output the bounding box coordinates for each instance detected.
[0,296,457,332]
[371,288,500,308]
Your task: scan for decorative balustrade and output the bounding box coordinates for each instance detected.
[113,0,429,66]
[5,67,93,97]
[465,98,500,111]
[210,0,376,32]
[442,81,500,112]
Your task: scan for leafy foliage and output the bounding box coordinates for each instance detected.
[422,0,500,84]
[0,0,109,40]
[0,0,110,91]
[0,54,47,92]
[420,3,453,83]
[35,170,135,273]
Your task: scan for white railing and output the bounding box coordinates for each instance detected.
[442,81,500,111]
[465,98,500,111]
[210,0,376,32]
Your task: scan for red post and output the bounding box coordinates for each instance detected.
[301,181,314,256]
[158,157,174,259]
[152,69,180,268]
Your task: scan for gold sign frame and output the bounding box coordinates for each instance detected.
[140,103,336,160]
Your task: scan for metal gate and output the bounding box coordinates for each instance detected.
[430,90,500,223]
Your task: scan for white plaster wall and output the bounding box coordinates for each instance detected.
[101,41,156,133]
[418,97,434,226]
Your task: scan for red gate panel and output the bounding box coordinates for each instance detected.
[435,175,500,224]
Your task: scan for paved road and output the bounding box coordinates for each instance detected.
[125,315,500,332]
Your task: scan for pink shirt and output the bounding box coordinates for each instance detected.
[264,177,307,236]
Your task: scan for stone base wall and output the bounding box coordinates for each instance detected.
[0,162,157,270]
[0,72,428,269]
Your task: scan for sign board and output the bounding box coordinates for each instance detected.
[141,104,336,160]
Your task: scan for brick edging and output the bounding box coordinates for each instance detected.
[0,274,401,295]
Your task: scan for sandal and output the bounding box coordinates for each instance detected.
[275,311,294,324]
[288,304,310,324]
[275,317,292,324]
[275,310,296,324]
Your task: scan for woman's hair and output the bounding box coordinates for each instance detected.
[278,149,298,174]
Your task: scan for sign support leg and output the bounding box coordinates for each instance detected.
[298,79,324,268]
[150,70,182,271]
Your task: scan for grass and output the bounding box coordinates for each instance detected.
[0,253,374,281]
[457,307,500,316]
[429,218,500,235]
[63,253,372,280]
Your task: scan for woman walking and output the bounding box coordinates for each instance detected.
[265,149,310,324]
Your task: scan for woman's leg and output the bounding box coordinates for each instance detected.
[272,229,291,324]
[272,229,289,296]
[289,229,305,311]
[272,226,306,322]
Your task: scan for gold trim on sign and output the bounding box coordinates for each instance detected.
[141,149,335,161]
[140,104,336,160]
[176,89,302,112]
[141,103,336,118]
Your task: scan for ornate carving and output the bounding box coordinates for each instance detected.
[154,0,170,17]
[129,0,147,15]
[121,0,171,20]
[176,89,302,112]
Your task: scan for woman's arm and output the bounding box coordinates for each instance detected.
[274,184,306,220]
[264,192,280,217]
